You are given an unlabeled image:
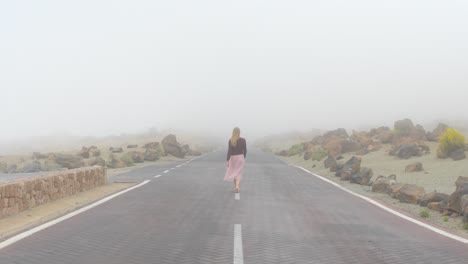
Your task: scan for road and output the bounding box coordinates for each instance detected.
[0,149,467,263]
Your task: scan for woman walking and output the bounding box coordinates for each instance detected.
[224,127,247,193]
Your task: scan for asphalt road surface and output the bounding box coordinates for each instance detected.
[0,149,467,263]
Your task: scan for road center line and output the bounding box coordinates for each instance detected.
[293,165,468,244]
[0,180,151,250]
[235,193,240,200]
[154,175,161,178]
[233,224,244,264]
[163,170,169,174]
[176,165,182,168]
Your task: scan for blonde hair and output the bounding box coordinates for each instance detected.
[230,127,241,147]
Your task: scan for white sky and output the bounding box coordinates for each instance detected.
[1,0,468,142]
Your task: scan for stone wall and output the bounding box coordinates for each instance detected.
[0,166,106,219]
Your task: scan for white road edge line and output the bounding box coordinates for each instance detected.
[163,170,169,174]
[233,224,244,264]
[235,193,240,200]
[154,175,162,178]
[0,180,151,250]
[293,165,468,244]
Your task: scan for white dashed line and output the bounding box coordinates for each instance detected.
[0,180,151,250]
[233,224,244,264]
[163,170,169,174]
[154,175,162,178]
[235,193,240,200]
[176,165,182,168]
[293,165,468,244]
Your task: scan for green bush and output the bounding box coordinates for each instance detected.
[437,128,466,158]
[464,223,468,230]
[443,216,449,222]
[419,209,429,218]
[120,154,135,167]
[311,148,328,161]
[288,144,304,157]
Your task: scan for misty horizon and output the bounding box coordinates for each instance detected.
[2,1,468,145]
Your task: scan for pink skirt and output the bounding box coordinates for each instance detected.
[224,154,245,181]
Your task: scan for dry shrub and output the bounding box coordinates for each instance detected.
[324,138,342,157]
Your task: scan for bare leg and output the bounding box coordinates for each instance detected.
[235,178,240,193]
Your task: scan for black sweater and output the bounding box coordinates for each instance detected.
[226,138,247,161]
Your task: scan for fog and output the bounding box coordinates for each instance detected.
[2,1,468,147]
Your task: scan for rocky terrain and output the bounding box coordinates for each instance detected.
[0,134,205,176]
[273,119,468,232]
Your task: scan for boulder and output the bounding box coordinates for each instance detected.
[395,184,426,204]
[350,167,373,185]
[332,164,344,173]
[369,127,394,144]
[127,144,138,149]
[32,152,48,159]
[324,155,337,169]
[427,123,449,142]
[388,183,405,198]
[338,170,352,181]
[7,164,18,174]
[310,135,325,145]
[51,154,85,169]
[109,147,123,153]
[405,162,423,173]
[143,142,160,149]
[409,125,427,141]
[278,150,288,157]
[323,128,349,139]
[324,139,343,157]
[419,192,449,207]
[128,151,145,163]
[87,157,106,167]
[394,119,414,136]
[144,149,160,161]
[181,144,193,156]
[379,132,394,144]
[341,140,361,153]
[335,156,361,181]
[460,194,468,215]
[19,161,42,173]
[78,147,90,159]
[108,156,126,169]
[351,131,374,148]
[372,176,396,194]
[447,176,468,214]
[449,149,465,161]
[90,149,101,157]
[162,134,185,158]
[427,202,442,212]
[395,144,423,159]
[303,151,312,161]
[343,156,361,174]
